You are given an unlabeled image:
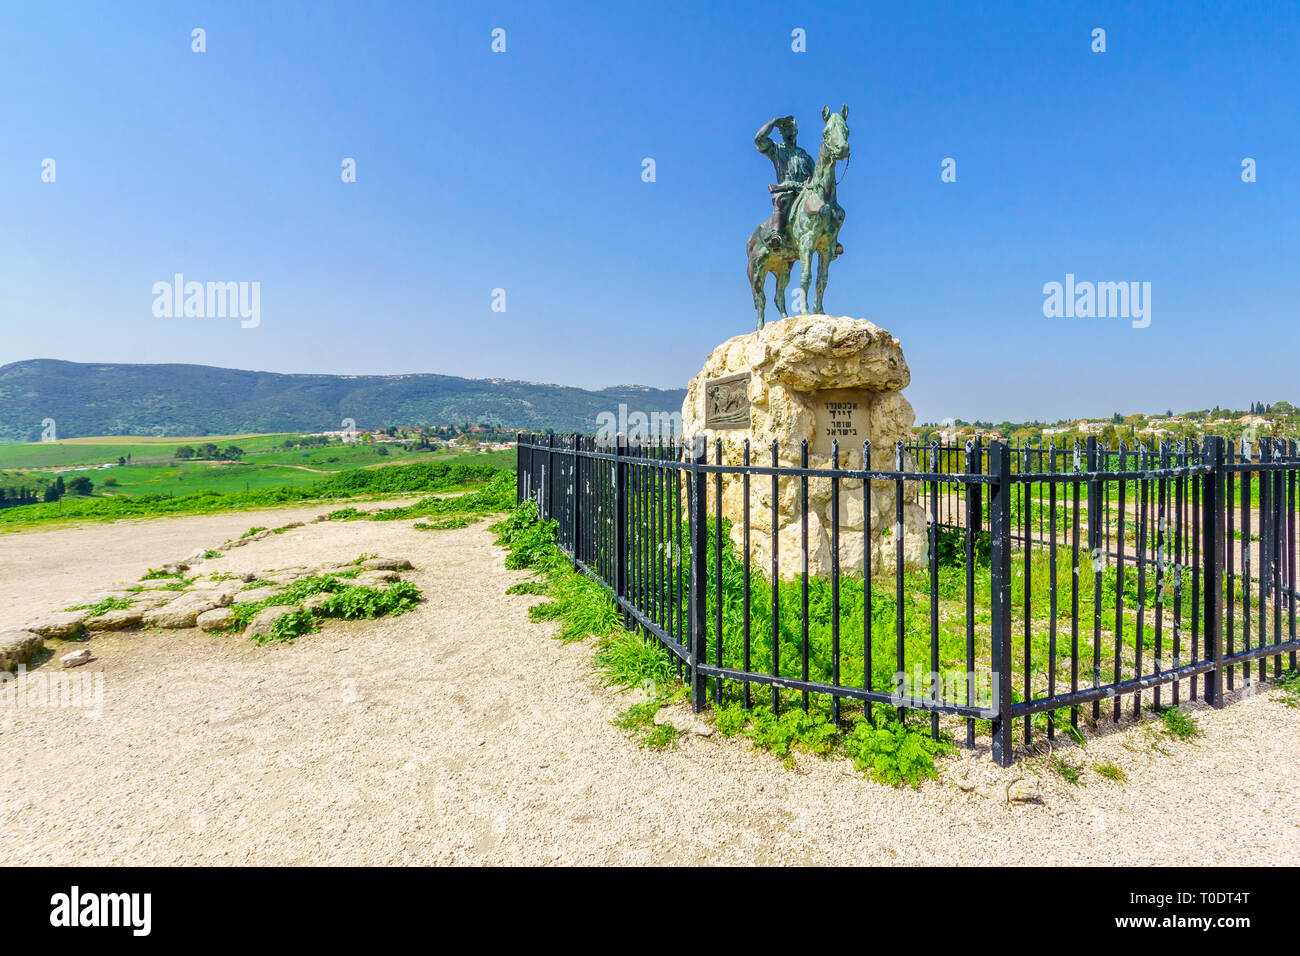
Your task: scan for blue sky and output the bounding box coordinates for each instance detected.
[3,0,1297,422]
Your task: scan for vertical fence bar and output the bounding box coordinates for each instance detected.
[614,435,628,626]
[1086,437,1102,723]
[965,437,980,747]
[689,436,708,712]
[1241,439,1252,688]
[1113,443,1127,722]
[1261,439,1273,681]
[1191,440,1201,701]
[989,441,1014,767]
[1023,443,1033,745]
[1203,436,1224,707]
[570,434,581,567]
[831,440,841,726]
[800,438,810,712]
[770,440,780,714]
[545,433,556,522]
[1284,439,1294,671]
[929,442,941,741]
[714,438,724,702]
[863,440,873,723]
[742,438,752,709]
[895,441,906,725]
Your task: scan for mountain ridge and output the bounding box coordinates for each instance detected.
[0,359,686,441]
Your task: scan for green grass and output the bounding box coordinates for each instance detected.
[1278,668,1300,708]
[1045,753,1084,786]
[0,456,513,530]
[413,515,481,530]
[612,696,685,749]
[1093,760,1127,783]
[140,568,183,580]
[1157,705,1201,740]
[227,575,422,644]
[0,434,297,469]
[505,580,549,596]
[64,596,134,616]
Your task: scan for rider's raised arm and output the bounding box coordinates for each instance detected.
[754,117,779,156]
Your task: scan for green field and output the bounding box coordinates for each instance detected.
[0,432,517,527]
[0,434,514,498]
[0,453,517,531]
[0,434,297,469]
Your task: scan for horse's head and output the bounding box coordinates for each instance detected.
[819,104,850,162]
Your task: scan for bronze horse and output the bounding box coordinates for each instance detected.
[746,105,849,329]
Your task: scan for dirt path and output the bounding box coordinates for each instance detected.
[1,507,1297,865]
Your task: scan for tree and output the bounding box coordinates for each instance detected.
[175,446,196,459]
[222,445,245,460]
[65,476,94,495]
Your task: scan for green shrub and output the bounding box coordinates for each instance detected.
[140,568,182,580]
[65,596,134,616]
[843,713,952,787]
[1158,706,1201,741]
[1279,668,1300,708]
[319,581,421,619]
[253,609,318,646]
[505,580,549,596]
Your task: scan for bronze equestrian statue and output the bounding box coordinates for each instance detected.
[746,105,849,329]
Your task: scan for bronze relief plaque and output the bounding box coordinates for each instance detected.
[704,372,751,428]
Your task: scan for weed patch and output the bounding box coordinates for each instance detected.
[1158,706,1201,741]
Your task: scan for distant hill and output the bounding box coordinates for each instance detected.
[0,360,686,441]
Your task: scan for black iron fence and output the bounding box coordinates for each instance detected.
[516,433,1300,765]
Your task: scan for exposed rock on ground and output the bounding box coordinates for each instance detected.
[0,630,43,671]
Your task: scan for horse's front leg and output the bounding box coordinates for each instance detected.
[749,256,768,330]
[773,262,792,319]
[814,247,831,314]
[798,247,813,315]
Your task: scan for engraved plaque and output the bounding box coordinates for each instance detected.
[812,388,872,457]
[704,371,751,428]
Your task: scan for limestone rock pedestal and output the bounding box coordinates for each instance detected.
[681,314,928,579]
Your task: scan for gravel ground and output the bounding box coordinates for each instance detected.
[1,507,1297,865]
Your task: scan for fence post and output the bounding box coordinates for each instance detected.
[688,434,709,713]
[516,433,523,504]
[964,436,982,750]
[1203,435,1225,707]
[988,440,1014,766]
[570,433,581,567]
[545,433,556,522]
[614,433,628,623]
